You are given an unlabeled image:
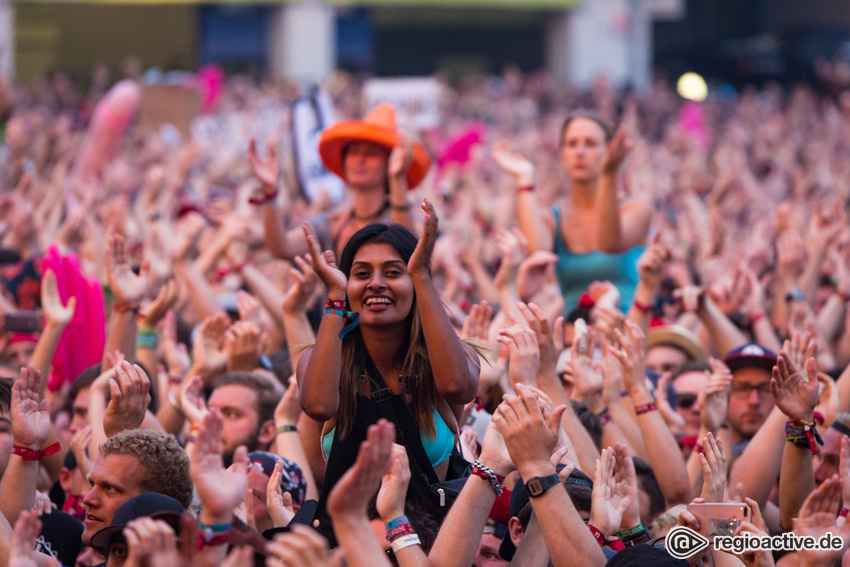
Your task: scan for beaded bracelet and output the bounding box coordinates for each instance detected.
[471,460,504,495]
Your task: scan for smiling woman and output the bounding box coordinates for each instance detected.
[297,201,480,545]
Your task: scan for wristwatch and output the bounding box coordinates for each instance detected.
[524,473,561,498]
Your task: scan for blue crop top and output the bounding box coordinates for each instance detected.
[323,406,455,467]
[552,206,643,314]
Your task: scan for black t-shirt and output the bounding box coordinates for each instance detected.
[37,510,83,566]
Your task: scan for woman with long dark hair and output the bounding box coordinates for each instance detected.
[298,200,479,541]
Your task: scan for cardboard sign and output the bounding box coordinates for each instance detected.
[363,77,441,131]
[138,85,200,139]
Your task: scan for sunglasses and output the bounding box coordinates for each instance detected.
[676,393,697,410]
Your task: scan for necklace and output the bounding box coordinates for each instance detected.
[351,200,389,222]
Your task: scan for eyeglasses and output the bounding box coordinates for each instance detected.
[730,381,771,398]
[676,393,697,410]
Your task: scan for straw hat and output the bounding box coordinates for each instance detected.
[647,325,709,362]
[318,103,431,189]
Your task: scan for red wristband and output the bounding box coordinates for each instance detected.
[387,524,415,541]
[632,299,653,313]
[587,523,606,546]
[248,188,279,206]
[517,185,534,193]
[634,402,658,415]
[113,303,140,314]
[840,508,849,518]
[749,312,766,325]
[325,298,346,310]
[12,442,61,461]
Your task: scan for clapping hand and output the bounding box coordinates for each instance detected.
[407,199,439,280]
[303,223,347,299]
[590,448,631,538]
[771,351,819,424]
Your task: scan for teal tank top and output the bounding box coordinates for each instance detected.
[323,406,455,467]
[552,206,644,314]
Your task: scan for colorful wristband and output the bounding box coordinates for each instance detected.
[587,523,606,546]
[387,524,415,541]
[632,299,654,313]
[323,309,361,339]
[11,442,61,461]
[324,298,346,310]
[517,185,534,193]
[113,303,140,314]
[275,425,297,434]
[634,402,658,415]
[386,515,409,532]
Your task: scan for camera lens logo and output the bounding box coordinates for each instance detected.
[665,526,710,559]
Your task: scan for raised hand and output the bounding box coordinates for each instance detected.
[636,233,670,292]
[517,301,562,383]
[192,313,230,376]
[492,383,566,477]
[69,425,94,477]
[570,323,604,407]
[771,352,819,424]
[376,444,412,522]
[497,323,540,388]
[41,269,76,328]
[699,432,727,503]
[590,448,631,538]
[303,223,347,298]
[783,332,818,377]
[106,233,149,309]
[516,252,558,303]
[477,414,514,478]
[247,138,279,190]
[493,140,534,186]
[179,375,209,428]
[461,300,493,342]
[795,475,850,566]
[612,444,641,531]
[282,255,319,315]
[11,366,50,450]
[699,358,733,433]
[274,375,302,428]
[601,125,631,175]
[388,134,414,179]
[609,321,648,394]
[223,321,263,372]
[103,361,152,437]
[267,460,296,528]
[189,408,248,521]
[327,420,395,520]
[140,279,178,329]
[407,199,438,279]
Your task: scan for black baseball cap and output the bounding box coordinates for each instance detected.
[89,493,187,550]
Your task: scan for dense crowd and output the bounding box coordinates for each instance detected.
[0,57,850,567]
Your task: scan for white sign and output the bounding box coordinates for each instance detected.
[363,77,441,131]
[291,88,345,204]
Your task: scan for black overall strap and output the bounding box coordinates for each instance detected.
[364,355,440,485]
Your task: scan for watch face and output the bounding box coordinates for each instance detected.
[527,478,545,497]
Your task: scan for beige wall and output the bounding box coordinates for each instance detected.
[15,4,197,82]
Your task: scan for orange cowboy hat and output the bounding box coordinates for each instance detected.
[318,103,431,189]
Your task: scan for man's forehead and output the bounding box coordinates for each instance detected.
[90,454,141,485]
[732,367,771,383]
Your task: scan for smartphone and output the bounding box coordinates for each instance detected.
[5,312,43,334]
[574,318,588,353]
[687,502,751,540]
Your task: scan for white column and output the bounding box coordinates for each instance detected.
[0,0,14,81]
[545,11,571,85]
[564,0,632,89]
[268,0,336,83]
